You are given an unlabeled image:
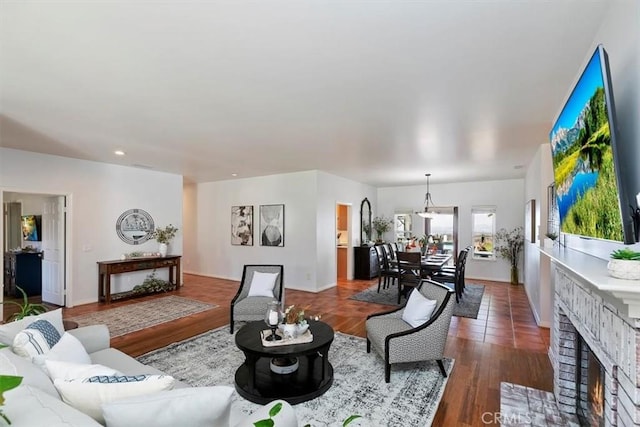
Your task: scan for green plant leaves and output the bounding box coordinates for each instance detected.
[611,248,640,260]
[0,375,23,405]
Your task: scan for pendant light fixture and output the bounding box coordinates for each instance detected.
[417,173,435,219]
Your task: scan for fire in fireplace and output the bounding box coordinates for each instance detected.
[577,337,605,426]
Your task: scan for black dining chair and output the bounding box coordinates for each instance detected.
[374,245,398,292]
[431,249,468,303]
[395,251,424,304]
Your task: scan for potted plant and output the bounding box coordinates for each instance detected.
[372,216,392,243]
[494,227,524,285]
[608,248,640,280]
[3,286,47,322]
[151,224,178,257]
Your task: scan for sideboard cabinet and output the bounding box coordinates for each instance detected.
[354,246,379,280]
[3,252,43,297]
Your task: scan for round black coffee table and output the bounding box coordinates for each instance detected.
[234,320,334,404]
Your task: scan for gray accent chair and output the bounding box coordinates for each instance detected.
[365,279,455,382]
[230,265,284,334]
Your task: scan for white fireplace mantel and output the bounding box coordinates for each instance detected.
[540,244,640,320]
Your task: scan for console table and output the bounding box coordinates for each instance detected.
[97,256,181,304]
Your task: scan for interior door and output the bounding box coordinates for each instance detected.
[42,196,65,305]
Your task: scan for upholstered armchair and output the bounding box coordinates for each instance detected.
[230,265,284,333]
[365,279,454,382]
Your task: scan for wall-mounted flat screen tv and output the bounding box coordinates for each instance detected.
[549,44,634,244]
[21,215,42,242]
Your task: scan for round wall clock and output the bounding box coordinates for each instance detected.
[116,209,155,245]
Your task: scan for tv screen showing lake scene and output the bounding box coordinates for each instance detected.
[550,46,623,242]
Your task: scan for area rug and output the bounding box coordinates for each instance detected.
[137,325,453,426]
[349,283,485,319]
[67,296,217,337]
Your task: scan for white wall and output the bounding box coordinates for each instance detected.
[0,148,183,306]
[190,170,376,292]
[378,178,525,283]
[524,144,554,327]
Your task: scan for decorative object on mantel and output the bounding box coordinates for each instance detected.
[152,224,178,257]
[494,227,524,285]
[120,251,160,260]
[372,216,392,243]
[115,209,154,245]
[607,248,640,280]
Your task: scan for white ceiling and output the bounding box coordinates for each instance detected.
[0,1,611,187]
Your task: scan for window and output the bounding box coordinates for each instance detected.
[471,207,496,260]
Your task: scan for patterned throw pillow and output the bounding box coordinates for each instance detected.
[84,375,149,383]
[12,319,62,359]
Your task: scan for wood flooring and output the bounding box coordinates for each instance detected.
[61,274,554,426]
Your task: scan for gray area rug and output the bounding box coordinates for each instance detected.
[349,283,485,319]
[67,295,216,337]
[137,325,453,426]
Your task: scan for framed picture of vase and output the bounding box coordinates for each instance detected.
[231,206,253,246]
[259,204,284,247]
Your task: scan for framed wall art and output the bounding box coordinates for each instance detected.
[260,204,284,247]
[116,208,155,245]
[231,206,253,246]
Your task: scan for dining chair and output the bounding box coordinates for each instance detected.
[431,249,468,302]
[366,279,455,382]
[229,265,284,333]
[374,245,398,292]
[395,251,424,304]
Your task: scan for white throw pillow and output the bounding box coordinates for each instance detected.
[102,386,233,427]
[54,375,175,423]
[32,332,91,374]
[0,308,65,346]
[401,290,438,328]
[12,319,62,359]
[45,360,121,381]
[247,271,279,298]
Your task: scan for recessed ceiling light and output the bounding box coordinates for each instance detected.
[231,173,238,177]
[114,150,126,156]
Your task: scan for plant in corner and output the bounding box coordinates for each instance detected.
[372,216,392,243]
[608,248,640,280]
[494,227,524,285]
[3,286,47,322]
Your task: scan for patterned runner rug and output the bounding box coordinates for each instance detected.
[67,295,217,337]
[138,325,453,426]
[349,283,485,319]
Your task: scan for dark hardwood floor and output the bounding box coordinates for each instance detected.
[61,274,553,426]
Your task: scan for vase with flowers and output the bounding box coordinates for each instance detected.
[372,216,393,243]
[152,224,178,257]
[494,227,524,285]
[279,305,310,339]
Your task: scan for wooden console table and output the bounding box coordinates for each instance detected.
[97,256,181,304]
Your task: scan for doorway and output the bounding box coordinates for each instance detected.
[1,191,68,310]
[423,206,459,263]
[336,203,350,281]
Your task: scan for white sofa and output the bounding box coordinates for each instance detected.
[0,309,297,427]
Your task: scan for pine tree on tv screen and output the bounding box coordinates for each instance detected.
[550,49,623,242]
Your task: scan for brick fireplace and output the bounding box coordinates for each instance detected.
[552,264,640,426]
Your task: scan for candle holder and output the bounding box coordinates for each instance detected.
[264,301,282,341]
